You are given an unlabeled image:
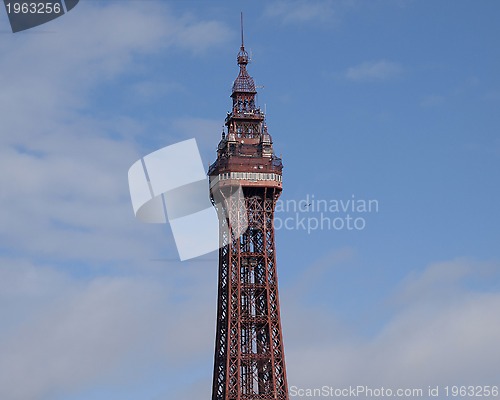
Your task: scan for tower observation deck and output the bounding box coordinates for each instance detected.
[208,16,289,400]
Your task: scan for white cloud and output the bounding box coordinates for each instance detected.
[346,60,403,82]
[0,260,217,400]
[0,6,231,395]
[175,18,233,54]
[283,258,500,391]
[0,2,233,264]
[0,262,161,399]
[0,2,231,129]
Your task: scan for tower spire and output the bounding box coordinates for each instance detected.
[233,12,255,95]
[236,14,249,68]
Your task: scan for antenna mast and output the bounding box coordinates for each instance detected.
[240,12,244,48]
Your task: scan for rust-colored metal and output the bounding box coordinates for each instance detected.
[208,18,289,400]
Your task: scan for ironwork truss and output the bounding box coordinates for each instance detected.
[212,188,288,400]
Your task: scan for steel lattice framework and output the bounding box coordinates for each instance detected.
[208,21,289,400]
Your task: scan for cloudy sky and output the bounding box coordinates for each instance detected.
[0,1,499,399]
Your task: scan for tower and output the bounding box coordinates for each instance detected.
[208,16,289,400]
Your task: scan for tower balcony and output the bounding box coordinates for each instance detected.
[226,109,265,122]
[208,154,282,180]
[210,170,282,190]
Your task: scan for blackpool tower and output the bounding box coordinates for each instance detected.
[208,16,289,400]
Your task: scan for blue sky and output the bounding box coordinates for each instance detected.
[0,1,499,399]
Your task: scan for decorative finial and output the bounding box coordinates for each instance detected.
[232,13,256,94]
[237,12,249,66]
